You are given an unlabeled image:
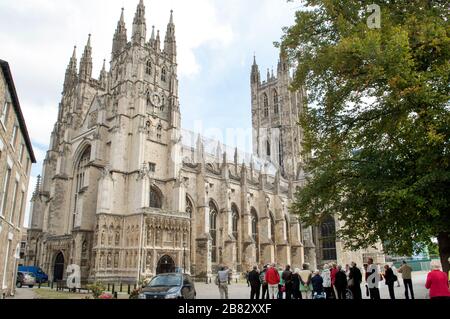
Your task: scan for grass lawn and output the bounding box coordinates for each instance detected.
[33,288,91,299]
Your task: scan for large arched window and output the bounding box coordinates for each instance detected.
[146,60,152,75]
[150,186,162,209]
[161,67,167,82]
[73,146,91,228]
[251,208,259,262]
[263,93,269,118]
[321,215,337,261]
[273,90,279,114]
[269,212,275,243]
[231,204,239,240]
[209,201,218,263]
[186,196,193,217]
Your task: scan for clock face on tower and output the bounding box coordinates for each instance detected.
[150,92,162,108]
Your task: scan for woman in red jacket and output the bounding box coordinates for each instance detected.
[425,260,450,300]
[265,263,281,299]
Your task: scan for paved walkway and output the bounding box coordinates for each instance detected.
[195,271,430,300]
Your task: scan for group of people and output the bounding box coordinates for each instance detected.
[236,258,450,300]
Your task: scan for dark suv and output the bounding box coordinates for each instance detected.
[139,273,196,299]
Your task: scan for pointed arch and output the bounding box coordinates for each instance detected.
[150,185,163,209]
[273,89,279,114]
[161,67,167,82]
[209,200,219,263]
[263,93,269,117]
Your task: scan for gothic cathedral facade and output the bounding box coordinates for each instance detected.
[27,0,383,283]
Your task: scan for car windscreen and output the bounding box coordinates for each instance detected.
[148,275,182,287]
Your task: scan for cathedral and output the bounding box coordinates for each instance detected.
[27,0,383,283]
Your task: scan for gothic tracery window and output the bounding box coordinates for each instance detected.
[209,201,218,263]
[231,204,239,240]
[263,93,269,117]
[273,90,279,114]
[251,208,259,262]
[321,215,337,261]
[161,67,167,82]
[73,146,91,228]
[150,186,162,209]
[146,60,152,75]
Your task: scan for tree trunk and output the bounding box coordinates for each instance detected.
[437,232,450,275]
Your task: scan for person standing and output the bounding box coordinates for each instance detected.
[330,263,338,299]
[334,265,348,299]
[383,265,396,299]
[348,262,362,300]
[366,258,381,300]
[277,266,284,299]
[321,264,333,299]
[291,268,302,299]
[282,265,293,299]
[299,263,313,299]
[260,265,269,299]
[265,263,280,299]
[391,264,401,287]
[217,266,231,299]
[248,266,261,300]
[311,270,325,299]
[398,260,414,299]
[425,260,450,300]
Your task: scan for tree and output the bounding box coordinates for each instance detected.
[281,0,450,273]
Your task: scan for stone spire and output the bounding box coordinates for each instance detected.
[132,0,146,46]
[155,30,161,51]
[164,10,177,62]
[251,54,260,85]
[112,8,127,58]
[149,25,156,48]
[63,46,78,93]
[99,59,108,88]
[79,34,93,81]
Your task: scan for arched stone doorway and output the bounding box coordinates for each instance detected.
[53,251,65,281]
[156,255,175,274]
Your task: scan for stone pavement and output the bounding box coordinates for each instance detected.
[195,271,430,300]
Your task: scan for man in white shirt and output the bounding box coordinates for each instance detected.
[366,258,381,299]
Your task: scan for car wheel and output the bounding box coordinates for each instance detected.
[16,282,22,288]
[29,285,34,288]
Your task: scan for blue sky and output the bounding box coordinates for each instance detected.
[0,0,300,226]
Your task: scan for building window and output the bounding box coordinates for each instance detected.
[157,125,162,141]
[266,140,271,157]
[263,93,269,117]
[209,201,218,263]
[150,186,162,209]
[269,212,275,243]
[1,100,9,127]
[73,146,91,228]
[161,67,167,82]
[231,204,239,240]
[10,125,18,149]
[186,196,193,217]
[146,60,152,75]
[251,208,259,262]
[9,180,18,223]
[17,190,25,227]
[321,215,337,261]
[18,143,25,165]
[148,162,156,173]
[0,166,11,217]
[273,90,279,114]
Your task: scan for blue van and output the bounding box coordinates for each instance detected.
[18,266,48,283]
